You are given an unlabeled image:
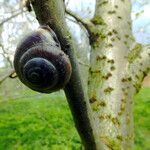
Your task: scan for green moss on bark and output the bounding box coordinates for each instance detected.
[91,15,105,25]
[128,44,142,63]
[100,136,121,150]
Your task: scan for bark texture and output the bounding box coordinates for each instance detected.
[29,0,150,149]
[88,0,150,149]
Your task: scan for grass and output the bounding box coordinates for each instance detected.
[134,87,150,150]
[0,85,149,149]
[0,92,81,150]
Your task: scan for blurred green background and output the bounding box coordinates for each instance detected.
[0,77,149,150]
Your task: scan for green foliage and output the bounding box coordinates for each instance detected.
[0,86,149,149]
[134,87,150,150]
[0,92,81,150]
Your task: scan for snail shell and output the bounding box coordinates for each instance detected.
[14,26,72,93]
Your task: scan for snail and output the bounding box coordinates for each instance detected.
[14,26,72,93]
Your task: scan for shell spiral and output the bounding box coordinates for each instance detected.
[14,26,72,93]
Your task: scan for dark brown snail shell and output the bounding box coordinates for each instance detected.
[14,26,72,93]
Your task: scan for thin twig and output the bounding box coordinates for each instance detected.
[0,10,26,27]
[65,9,94,35]
[0,69,15,84]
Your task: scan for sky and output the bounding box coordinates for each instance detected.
[132,3,150,44]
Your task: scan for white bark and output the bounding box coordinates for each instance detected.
[88,0,138,149]
[129,44,150,92]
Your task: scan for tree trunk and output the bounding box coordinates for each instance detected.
[87,0,150,149]
[28,0,150,149]
[88,0,134,149]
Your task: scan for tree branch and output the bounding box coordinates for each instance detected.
[0,69,15,84]
[30,0,97,149]
[0,44,13,68]
[0,10,26,27]
[65,9,95,36]
[128,44,150,92]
